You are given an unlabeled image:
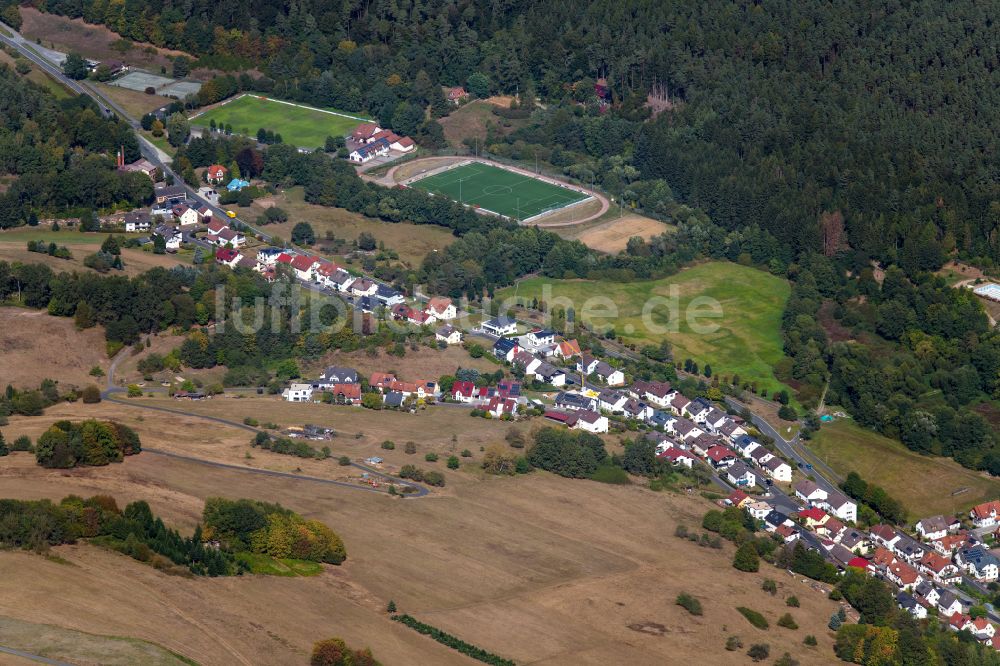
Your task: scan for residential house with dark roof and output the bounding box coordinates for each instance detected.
[726,461,756,487]
[482,316,518,337]
[317,366,358,387]
[916,515,961,541]
[555,392,597,412]
[492,337,519,361]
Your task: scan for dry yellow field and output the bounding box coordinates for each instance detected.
[0,308,109,389]
[0,393,843,665]
[0,242,187,277]
[568,214,673,253]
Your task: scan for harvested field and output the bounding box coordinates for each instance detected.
[564,214,672,253]
[0,436,842,665]
[19,8,195,73]
[0,308,108,389]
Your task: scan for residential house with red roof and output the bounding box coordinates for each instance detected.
[554,339,582,359]
[351,122,381,143]
[705,445,738,469]
[206,165,227,184]
[328,383,361,404]
[658,447,694,468]
[451,381,476,403]
[919,551,962,585]
[797,507,829,529]
[289,255,320,281]
[425,296,456,320]
[886,559,922,591]
[486,397,517,418]
[215,248,242,268]
[971,500,1000,528]
[446,86,468,104]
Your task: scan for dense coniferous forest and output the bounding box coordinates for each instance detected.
[13,0,1000,264]
[0,67,151,223]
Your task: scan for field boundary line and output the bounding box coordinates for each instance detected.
[190,93,371,124]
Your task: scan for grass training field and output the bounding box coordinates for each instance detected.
[408,162,590,220]
[498,261,792,395]
[192,95,370,148]
[807,418,1000,518]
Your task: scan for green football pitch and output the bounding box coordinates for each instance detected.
[191,95,370,148]
[408,162,591,220]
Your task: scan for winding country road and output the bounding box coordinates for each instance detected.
[101,352,430,497]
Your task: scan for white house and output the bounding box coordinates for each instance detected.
[282,383,313,402]
[726,461,757,488]
[425,297,457,320]
[349,278,378,297]
[349,138,390,163]
[483,316,518,337]
[794,480,828,505]
[573,410,608,434]
[214,227,246,248]
[748,446,775,467]
[172,203,201,227]
[970,500,1000,528]
[598,390,629,413]
[593,361,625,386]
[531,362,566,387]
[290,255,320,281]
[823,491,858,523]
[915,515,960,542]
[435,325,462,345]
[957,546,1000,582]
[762,457,793,483]
[154,224,182,252]
[747,501,772,520]
[124,211,151,232]
[937,590,964,617]
[525,328,556,347]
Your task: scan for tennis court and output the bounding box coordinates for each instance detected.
[408,162,590,220]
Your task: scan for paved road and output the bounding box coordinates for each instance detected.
[724,395,842,492]
[0,645,74,666]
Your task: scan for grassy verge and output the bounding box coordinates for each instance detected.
[234,552,323,576]
[0,615,197,666]
[497,261,792,395]
[806,418,1000,517]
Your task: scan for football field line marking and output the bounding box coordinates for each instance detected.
[191,93,371,124]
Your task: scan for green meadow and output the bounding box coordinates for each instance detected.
[498,261,791,394]
[192,95,370,148]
